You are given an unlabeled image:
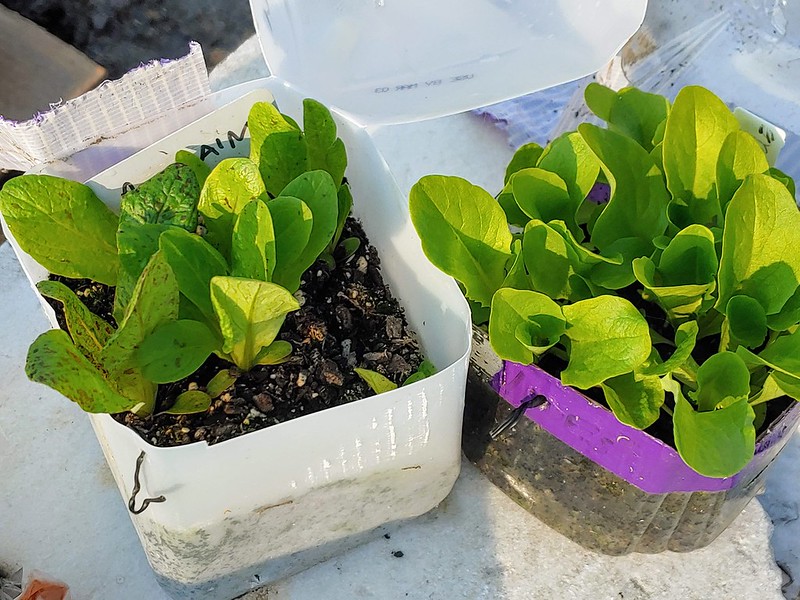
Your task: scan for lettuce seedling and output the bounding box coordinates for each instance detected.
[410,83,799,478]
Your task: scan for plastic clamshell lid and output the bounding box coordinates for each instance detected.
[249,0,648,126]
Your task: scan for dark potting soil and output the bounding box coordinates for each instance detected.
[48,218,425,447]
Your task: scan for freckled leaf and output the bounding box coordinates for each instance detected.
[115,222,171,319]
[511,168,577,234]
[36,280,115,365]
[136,320,218,384]
[717,174,800,314]
[254,340,293,366]
[176,149,212,188]
[248,102,308,197]
[199,157,266,257]
[504,142,544,183]
[579,124,669,253]
[0,175,119,285]
[409,175,512,307]
[280,170,338,281]
[164,390,212,415]
[662,86,740,207]
[537,132,600,208]
[210,276,300,371]
[725,295,767,349]
[690,351,751,412]
[489,288,565,364]
[25,329,138,414]
[303,98,347,186]
[266,196,314,292]
[118,163,199,231]
[561,295,651,389]
[159,228,229,323]
[601,372,664,429]
[716,131,769,214]
[101,251,179,414]
[637,321,699,377]
[355,368,398,395]
[585,84,670,152]
[668,376,755,478]
[232,199,275,281]
[206,369,238,398]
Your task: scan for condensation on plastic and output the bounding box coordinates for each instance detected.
[248,0,648,126]
[2,80,471,600]
[619,0,800,183]
[464,328,800,555]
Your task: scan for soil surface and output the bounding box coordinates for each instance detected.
[2,0,256,78]
[50,218,426,447]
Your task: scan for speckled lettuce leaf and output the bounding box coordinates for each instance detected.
[118,163,199,230]
[585,83,670,152]
[303,98,347,186]
[199,157,266,258]
[100,251,179,414]
[210,276,300,371]
[159,228,229,323]
[666,375,755,478]
[409,175,512,307]
[248,101,308,197]
[137,319,218,384]
[561,295,651,389]
[36,280,115,365]
[25,329,138,414]
[354,368,398,395]
[266,196,313,292]
[232,199,275,281]
[662,86,740,212]
[716,131,769,214]
[489,288,565,365]
[504,142,544,184]
[115,222,170,319]
[690,351,751,412]
[601,371,664,429]
[579,124,669,253]
[206,369,238,398]
[717,174,800,315]
[0,175,119,285]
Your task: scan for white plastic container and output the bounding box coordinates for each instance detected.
[250,0,648,124]
[2,2,649,596]
[5,81,471,599]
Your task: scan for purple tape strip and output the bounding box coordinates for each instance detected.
[493,361,800,494]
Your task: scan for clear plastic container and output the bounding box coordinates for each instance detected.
[465,328,800,555]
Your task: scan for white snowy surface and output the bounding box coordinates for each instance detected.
[0,32,797,600]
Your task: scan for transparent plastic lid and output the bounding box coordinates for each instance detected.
[250,0,648,126]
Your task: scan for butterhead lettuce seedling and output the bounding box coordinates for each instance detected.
[1,98,428,420]
[410,84,799,478]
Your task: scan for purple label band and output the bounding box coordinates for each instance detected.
[492,361,800,494]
